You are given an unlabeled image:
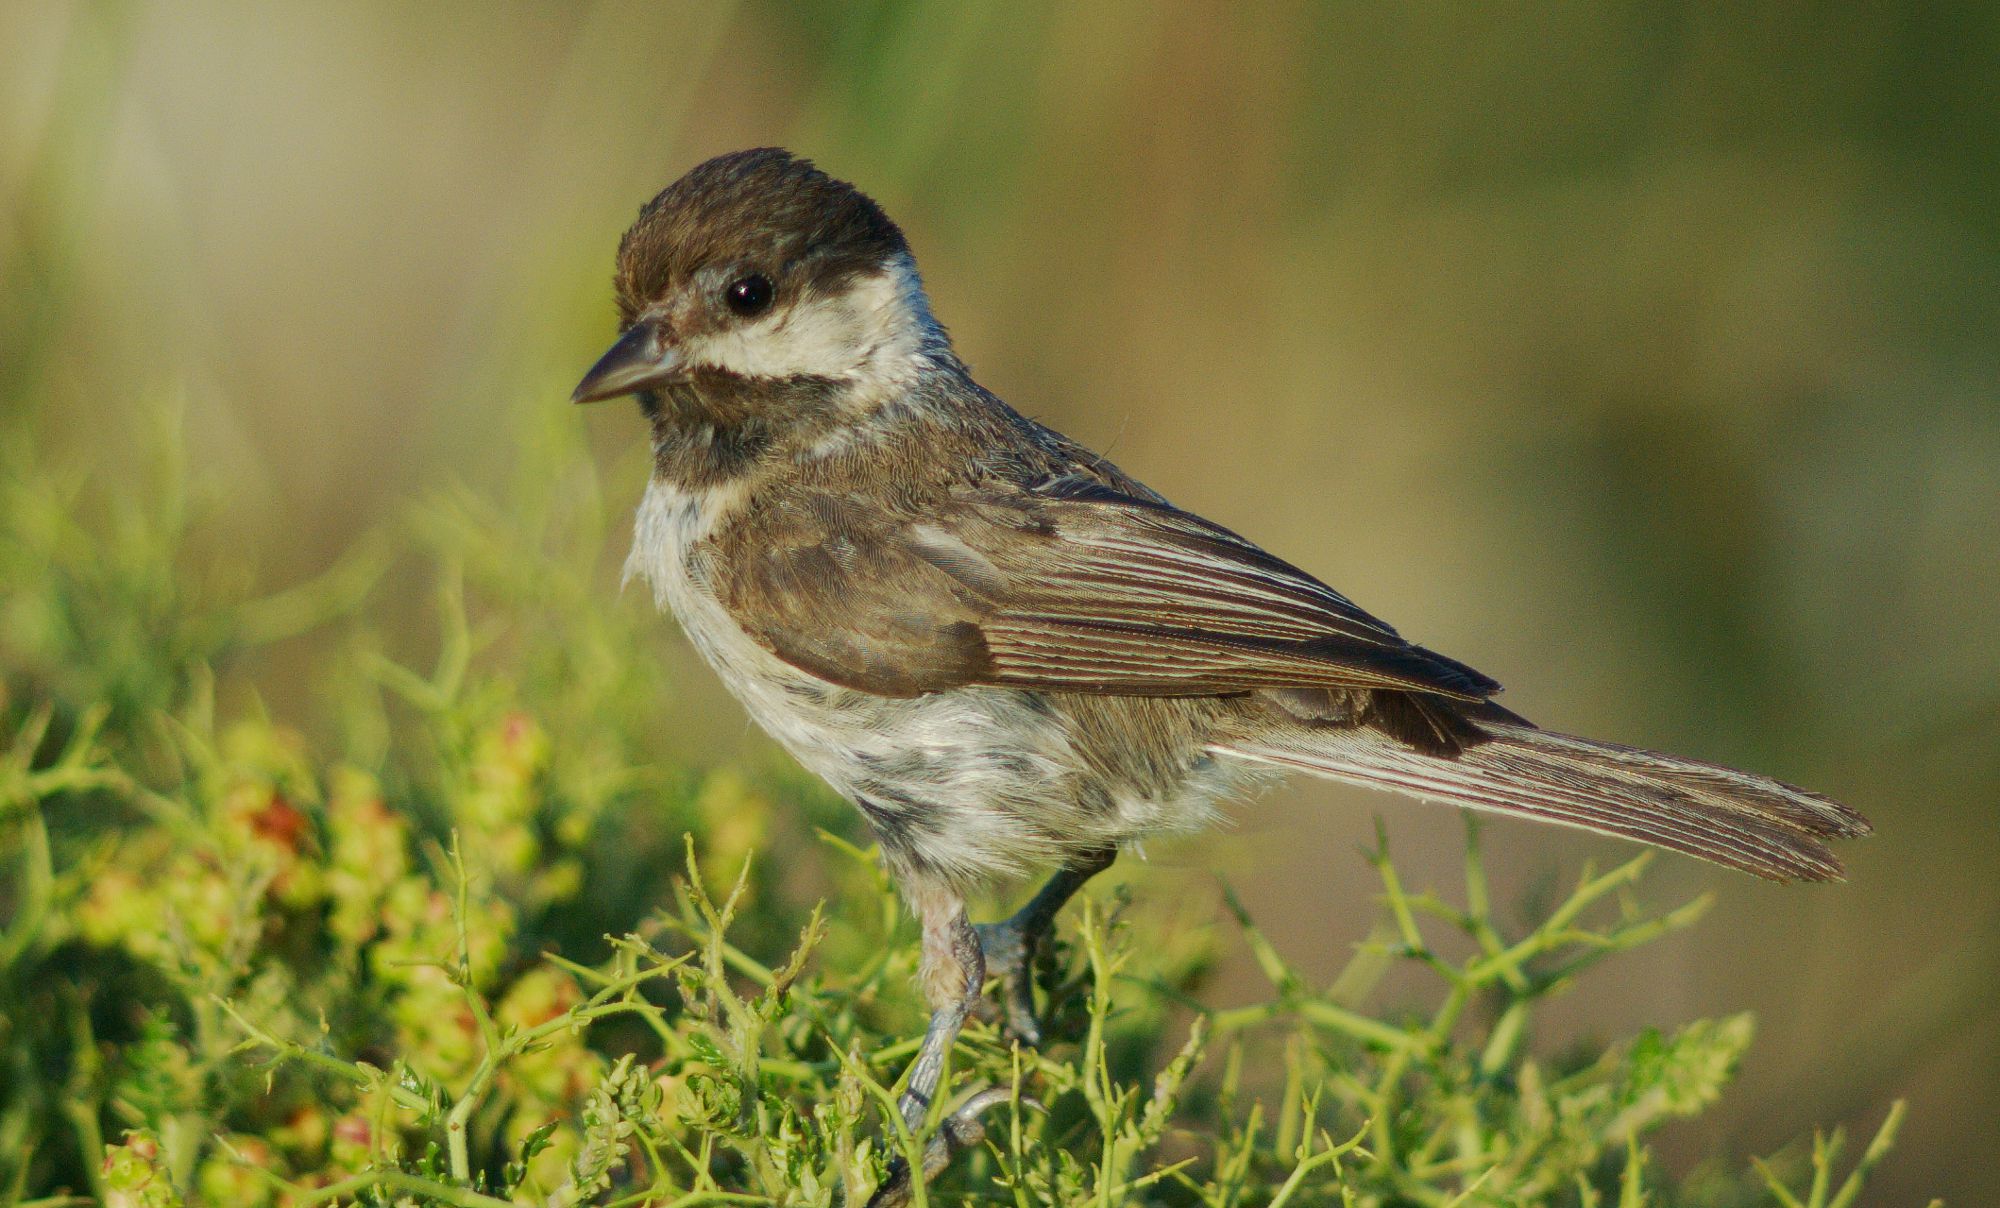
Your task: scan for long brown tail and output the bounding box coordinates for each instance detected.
[1214,722,1870,882]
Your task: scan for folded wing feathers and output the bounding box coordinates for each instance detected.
[968,498,1501,698]
[982,617,1487,695]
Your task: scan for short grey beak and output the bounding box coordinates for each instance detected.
[571,318,683,404]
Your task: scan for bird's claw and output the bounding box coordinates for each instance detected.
[864,1085,1033,1208]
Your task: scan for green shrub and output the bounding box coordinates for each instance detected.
[0,419,1921,1207]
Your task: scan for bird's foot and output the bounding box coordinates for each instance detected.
[865,1086,1026,1208]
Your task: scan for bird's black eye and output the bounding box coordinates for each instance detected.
[724,273,774,317]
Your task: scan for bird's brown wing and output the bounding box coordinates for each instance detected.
[705,476,1502,703]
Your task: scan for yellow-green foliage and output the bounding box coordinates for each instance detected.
[0,427,1921,1207]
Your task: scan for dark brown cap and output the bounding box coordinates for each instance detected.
[614,148,909,323]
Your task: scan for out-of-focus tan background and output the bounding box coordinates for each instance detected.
[4,2,1995,1200]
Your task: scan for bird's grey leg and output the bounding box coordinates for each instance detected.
[868,883,993,1208]
[975,847,1117,1047]
[869,854,1116,1206]
[896,887,985,1131]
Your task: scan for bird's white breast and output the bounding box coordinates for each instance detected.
[622,477,810,737]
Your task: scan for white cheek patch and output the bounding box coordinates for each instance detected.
[685,254,944,386]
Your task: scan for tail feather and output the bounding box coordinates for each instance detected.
[1215,722,1868,882]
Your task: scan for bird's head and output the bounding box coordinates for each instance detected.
[572,148,952,413]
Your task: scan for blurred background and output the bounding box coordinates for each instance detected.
[3,1,1995,1200]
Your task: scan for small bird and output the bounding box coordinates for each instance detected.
[573,147,1869,1196]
